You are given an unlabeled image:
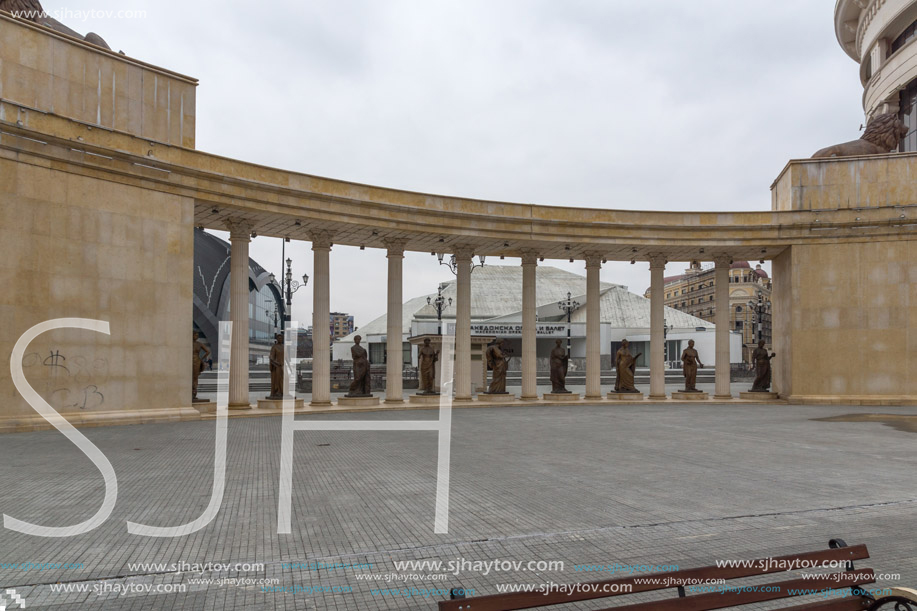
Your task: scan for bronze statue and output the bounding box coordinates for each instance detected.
[749,340,776,392]
[485,339,510,394]
[1,0,111,49]
[680,339,705,392]
[346,335,371,397]
[812,113,907,158]
[614,340,642,393]
[268,333,284,399]
[549,339,570,393]
[418,338,439,394]
[192,332,211,402]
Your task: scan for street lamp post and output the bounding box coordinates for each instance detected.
[663,321,671,365]
[747,294,770,345]
[427,284,452,335]
[269,258,309,330]
[557,291,580,357]
[436,252,486,275]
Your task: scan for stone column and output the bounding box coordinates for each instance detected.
[384,239,406,403]
[225,219,253,409]
[648,254,667,399]
[585,254,603,399]
[310,232,333,407]
[714,254,732,399]
[521,252,538,400]
[454,247,473,401]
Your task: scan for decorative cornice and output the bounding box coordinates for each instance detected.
[309,230,334,250]
[647,253,667,269]
[519,250,538,266]
[383,238,407,256]
[584,253,603,268]
[224,217,253,241]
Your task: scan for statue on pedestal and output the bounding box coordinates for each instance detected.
[418,338,439,394]
[749,340,776,392]
[812,113,907,158]
[346,335,371,397]
[192,332,211,402]
[549,338,570,393]
[268,333,284,399]
[680,339,705,392]
[614,339,642,393]
[485,339,510,394]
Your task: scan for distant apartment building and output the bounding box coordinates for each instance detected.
[644,261,772,363]
[330,312,355,340]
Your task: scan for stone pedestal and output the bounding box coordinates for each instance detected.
[672,391,709,401]
[543,392,580,402]
[740,391,779,400]
[337,396,381,407]
[608,392,644,400]
[410,394,443,405]
[480,393,516,403]
[257,398,305,410]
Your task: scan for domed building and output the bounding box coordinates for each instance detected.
[836,0,917,149]
[193,229,285,364]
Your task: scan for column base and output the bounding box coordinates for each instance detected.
[647,394,668,400]
[229,402,252,410]
[713,394,734,400]
[338,396,381,407]
[480,393,516,403]
[543,392,581,402]
[672,391,709,401]
[384,398,405,404]
[453,396,475,402]
[410,394,445,405]
[739,391,779,400]
[607,391,644,400]
[310,400,333,408]
[257,399,305,410]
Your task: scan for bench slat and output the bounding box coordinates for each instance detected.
[593,570,876,611]
[770,598,873,610]
[438,545,870,611]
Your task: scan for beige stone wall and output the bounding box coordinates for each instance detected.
[0,14,197,147]
[772,153,917,211]
[0,156,196,431]
[771,241,917,402]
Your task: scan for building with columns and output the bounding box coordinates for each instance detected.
[836,0,917,148]
[644,261,772,363]
[2,8,917,432]
[333,265,741,371]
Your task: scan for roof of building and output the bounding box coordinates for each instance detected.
[339,265,711,343]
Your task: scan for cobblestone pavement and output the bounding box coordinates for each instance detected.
[0,402,915,610]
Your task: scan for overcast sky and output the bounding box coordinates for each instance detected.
[62,0,865,328]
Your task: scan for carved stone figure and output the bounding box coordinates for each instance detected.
[485,339,510,394]
[418,338,439,394]
[268,333,284,399]
[1,0,112,49]
[192,332,211,402]
[680,340,705,392]
[549,339,570,393]
[750,340,776,392]
[346,335,371,397]
[614,339,642,393]
[812,113,908,158]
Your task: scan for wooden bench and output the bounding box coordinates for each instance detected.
[439,539,917,611]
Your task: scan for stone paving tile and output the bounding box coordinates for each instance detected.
[0,402,915,609]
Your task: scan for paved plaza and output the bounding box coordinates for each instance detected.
[1,402,916,610]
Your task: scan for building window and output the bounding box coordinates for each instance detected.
[892,19,917,55]
[735,305,743,313]
[899,76,917,152]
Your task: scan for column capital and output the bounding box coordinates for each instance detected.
[224,218,254,241]
[647,253,667,269]
[309,230,334,250]
[584,252,603,269]
[713,253,733,267]
[383,238,407,257]
[453,245,475,261]
[519,250,538,266]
